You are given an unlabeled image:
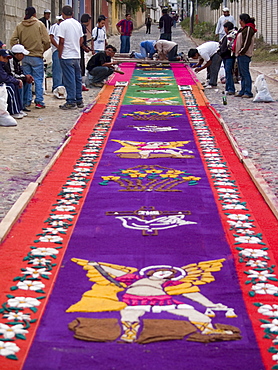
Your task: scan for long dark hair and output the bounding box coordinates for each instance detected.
[240,13,255,24]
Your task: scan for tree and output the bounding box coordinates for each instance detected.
[198,0,238,10]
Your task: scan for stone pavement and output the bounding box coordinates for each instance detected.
[0,23,277,223]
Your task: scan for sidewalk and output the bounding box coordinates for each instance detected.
[0,24,277,224]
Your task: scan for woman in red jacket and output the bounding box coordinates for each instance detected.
[234,13,257,98]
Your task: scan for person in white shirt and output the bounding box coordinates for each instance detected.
[188,41,222,88]
[57,5,84,110]
[92,17,108,53]
[215,7,235,40]
[49,16,64,91]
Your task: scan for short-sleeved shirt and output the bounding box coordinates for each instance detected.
[49,23,59,52]
[57,17,83,59]
[116,19,133,36]
[86,51,111,72]
[197,41,219,62]
[92,26,107,51]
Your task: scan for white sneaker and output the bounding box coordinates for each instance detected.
[20,110,28,116]
[205,85,217,89]
[12,113,24,119]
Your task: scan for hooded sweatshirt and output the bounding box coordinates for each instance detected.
[234,23,257,57]
[10,17,50,58]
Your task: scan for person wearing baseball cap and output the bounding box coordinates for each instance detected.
[7,45,34,112]
[215,7,235,40]
[0,49,25,119]
[39,9,51,33]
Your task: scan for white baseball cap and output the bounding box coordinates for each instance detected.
[44,9,51,13]
[56,15,64,20]
[11,44,29,55]
[223,7,229,12]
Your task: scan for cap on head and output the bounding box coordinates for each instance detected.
[24,6,36,20]
[99,14,107,19]
[44,9,51,13]
[0,49,12,58]
[11,44,30,55]
[223,7,229,12]
[56,15,64,21]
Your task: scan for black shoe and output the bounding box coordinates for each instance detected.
[23,108,31,112]
[130,51,135,58]
[59,103,77,110]
[77,102,84,108]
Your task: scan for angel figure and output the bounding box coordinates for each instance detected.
[67,259,238,343]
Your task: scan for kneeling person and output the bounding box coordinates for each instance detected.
[154,40,181,61]
[86,45,121,87]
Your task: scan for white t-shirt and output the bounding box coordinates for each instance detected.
[57,17,84,59]
[92,26,107,51]
[197,42,219,62]
[49,23,59,52]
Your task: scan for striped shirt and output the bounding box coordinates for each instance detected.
[116,19,133,36]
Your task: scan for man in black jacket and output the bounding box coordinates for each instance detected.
[159,8,173,41]
[39,9,51,33]
[87,45,119,87]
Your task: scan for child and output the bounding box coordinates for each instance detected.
[91,17,107,53]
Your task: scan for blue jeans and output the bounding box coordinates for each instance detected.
[223,58,235,93]
[237,55,253,97]
[135,45,147,59]
[22,56,44,106]
[120,36,131,53]
[52,50,63,91]
[60,58,83,105]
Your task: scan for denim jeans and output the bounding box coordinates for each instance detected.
[52,50,63,91]
[134,45,147,59]
[237,55,253,97]
[207,53,222,86]
[120,36,131,53]
[60,58,83,105]
[160,33,172,41]
[89,66,114,83]
[223,58,235,93]
[22,55,44,105]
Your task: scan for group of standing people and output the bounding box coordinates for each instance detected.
[188,8,257,98]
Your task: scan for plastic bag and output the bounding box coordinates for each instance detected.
[0,83,17,127]
[253,74,274,102]
[53,86,67,99]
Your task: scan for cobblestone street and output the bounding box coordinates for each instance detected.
[0,23,277,222]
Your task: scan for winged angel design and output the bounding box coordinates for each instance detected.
[67,259,240,343]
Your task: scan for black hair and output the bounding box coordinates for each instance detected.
[162,8,168,14]
[97,16,105,23]
[99,15,106,20]
[188,49,198,58]
[239,13,255,24]
[125,13,131,17]
[81,13,91,23]
[62,5,73,16]
[223,21,234,31]
[24,6,36,20]
[106,45,117,53]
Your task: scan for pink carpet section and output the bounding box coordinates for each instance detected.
[171,64,197,85]
[108,62,135,85]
